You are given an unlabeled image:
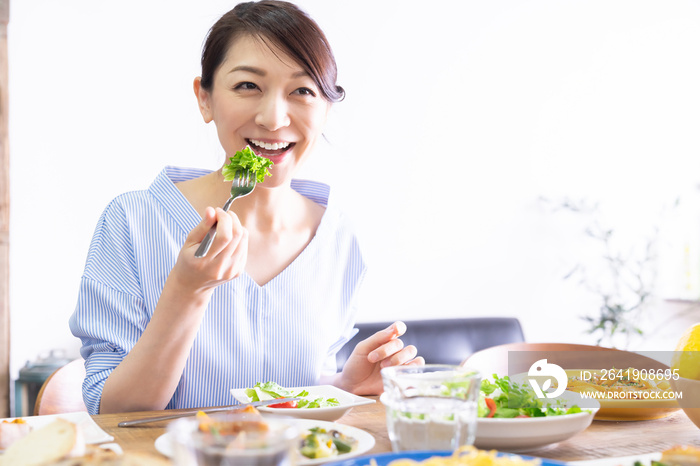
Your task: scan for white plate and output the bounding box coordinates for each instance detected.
[230,385,376,422]
[474,391,600,452]
[0,411,113,445]
[154,418,375,466]
[569,452,661,466]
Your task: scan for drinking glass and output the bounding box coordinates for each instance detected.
[381,364,481,452]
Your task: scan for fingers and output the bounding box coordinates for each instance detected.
[205,208,244,258]
[187,207,218,245]
[365,321,405,355]
[219,224,249,277]
[368,337,404,363]
[363,321,424,368]
[384,320,406,338]
[400,355,425,368]
[379,344,419,368]
[181,207,248,284]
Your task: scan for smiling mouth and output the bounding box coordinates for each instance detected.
[247,139,295,157]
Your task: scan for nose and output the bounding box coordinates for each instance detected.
[255,93,291,131]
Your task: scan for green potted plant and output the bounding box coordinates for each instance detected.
[543,197,661,349]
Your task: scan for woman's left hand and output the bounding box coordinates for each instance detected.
[336,321,425,395]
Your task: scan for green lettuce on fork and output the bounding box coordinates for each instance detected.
[222,145,274,184]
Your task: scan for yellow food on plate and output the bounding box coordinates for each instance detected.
[566,367,674,399]
[372,445,540,466]
[659,444,700,465]
[672,323,700,381]
[561,367,680,421]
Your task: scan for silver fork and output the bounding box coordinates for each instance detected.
[194,169,256,258]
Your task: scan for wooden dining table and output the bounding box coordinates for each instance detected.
[92,397,700,463]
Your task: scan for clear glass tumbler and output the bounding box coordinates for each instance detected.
[380,364,481,452]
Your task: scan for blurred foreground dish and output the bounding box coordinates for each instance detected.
[0,418,85,465]
[195,404,267,436]
[0,418,31,450]
[658,445,700,465]
[631,444,700,466]
[170,409,297,466]
[370,446,541,466]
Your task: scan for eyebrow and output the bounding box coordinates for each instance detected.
[228,65,309,79]
[229,65,265,76]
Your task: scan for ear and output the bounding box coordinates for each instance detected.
[193,77,213,123]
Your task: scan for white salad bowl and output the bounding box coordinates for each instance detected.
[230,385,376,422]
[474,391,600,453]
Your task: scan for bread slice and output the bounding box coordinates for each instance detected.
[0,419,32,450]
[0,418,78,466]
[51,450,171,465]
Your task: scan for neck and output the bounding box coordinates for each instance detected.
[232,180,297,231]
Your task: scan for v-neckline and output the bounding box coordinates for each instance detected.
[241,208,331,289]
[152,167,334,290]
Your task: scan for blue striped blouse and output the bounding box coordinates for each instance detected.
[69,166,367,414]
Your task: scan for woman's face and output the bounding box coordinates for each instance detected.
[195,34,331,187]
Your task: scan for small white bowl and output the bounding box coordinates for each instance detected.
[230,385,376,422]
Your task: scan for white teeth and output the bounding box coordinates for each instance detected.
[249,139,290,151]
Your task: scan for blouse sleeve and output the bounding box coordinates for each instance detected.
[69,198,147,414]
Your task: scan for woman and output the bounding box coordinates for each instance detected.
[70,0,423,415]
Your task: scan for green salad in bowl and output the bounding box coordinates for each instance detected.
[474,374,599,452]
[478,374,585,418]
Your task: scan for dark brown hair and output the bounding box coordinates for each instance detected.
[200,1,345,102]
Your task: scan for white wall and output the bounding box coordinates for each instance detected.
[8,1,700,382]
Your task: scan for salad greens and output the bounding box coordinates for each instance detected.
[478,374,583,418]
[222,146,273,184]
[441,377,478,400]
[245,381,340,409]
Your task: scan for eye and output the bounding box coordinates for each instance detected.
[233,82,259,91]
[292,87,317,97]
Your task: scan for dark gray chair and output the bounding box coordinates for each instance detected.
[335,317,525,371]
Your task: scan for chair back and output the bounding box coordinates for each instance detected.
[34,358,88,415]
[335,317,525,371]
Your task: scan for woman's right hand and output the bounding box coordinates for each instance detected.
[175,206,249,292]
[100,206,249,413]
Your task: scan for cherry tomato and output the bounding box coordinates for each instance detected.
[267,400,298,409]
[485,397,497,418]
